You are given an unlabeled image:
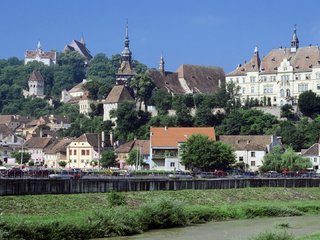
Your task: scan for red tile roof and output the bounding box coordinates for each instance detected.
[150,127,215,147]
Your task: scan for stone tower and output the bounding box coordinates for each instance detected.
[28,70,44,97]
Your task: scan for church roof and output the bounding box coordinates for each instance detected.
[104,85,134,103]
[64,39,92,60]
[25,49,56,61]
[29,71,44,82]
[149,64,225,94]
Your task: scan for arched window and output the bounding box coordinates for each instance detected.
[286,89,290,97]
[280,100,284,106]
[280,89,285,97]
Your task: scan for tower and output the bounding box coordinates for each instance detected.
[116,20,136,85]
[290,24,299,53]
[28,70,44,97]
[159,54,165,76]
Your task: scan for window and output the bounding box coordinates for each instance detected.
[251,87,254,93]
[251,152,255,157]
[316,72,320,79]
[170,162,175,167]
[286,89,291,97]
[239,156,244,161]
[295,74,301,80]
[298,84,308,93]
[69,150,72,155]
[263,85,273,94]
[314,158,317,163]
[305,74,311,80]
[236,78,239,83]
[81,160,84,163]
[280,89,285,97]
[242,77,245,83]
[81,150,85,155]
[73,160,77,163]
[74,150,77,155]
[273,97,277,102]
[261,76,267,82]
[86,150,90,155]
[270,76,276,82]
[317,84,320,90]
[250,76,256,83]
[251,161,256,166]
[242,88,245,94]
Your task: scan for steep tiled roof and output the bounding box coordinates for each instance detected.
[24,137,53,149]
[115,140,150,155]
[149,64,225,94]
[104,85,134,103]
[0,124,13,138]
[64,40,92,60]
[29,71,44,82]
[75,133,99,149]
[219,135,273,151]
[0,115,14,125]
[151,127,215,147]
[227,46,320,76]
[44,138,73,154]
[68,81,85,93]
[301,143,319,156]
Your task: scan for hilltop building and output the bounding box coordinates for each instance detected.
[64,35,92,65]
[226,26,320,106]
[149,54,225,95]
[24,41,56,66]
[23,71,45,98]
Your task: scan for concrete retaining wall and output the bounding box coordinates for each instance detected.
[1,178,320,196]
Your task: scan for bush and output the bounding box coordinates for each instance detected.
[139,197,187,229]
[244,205,302,218]
[107,192,127,207]
[249,231,294,240]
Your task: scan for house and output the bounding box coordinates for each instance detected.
[0,115,25,130]
[44,138,73,169]
[26,71,45,98]
[219,135,281,171]
[226,26,320,106]
[301,142,320,170]
[25,41,57,66]
[115,140,150,169]
[23,137,54,165]
[63,36,92,65]
[66,133,100,169]
[150,127,216,171]
[148,55,225,95]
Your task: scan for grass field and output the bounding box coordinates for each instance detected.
[1,188,320,239]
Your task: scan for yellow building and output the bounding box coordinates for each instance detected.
[66,133,100,169]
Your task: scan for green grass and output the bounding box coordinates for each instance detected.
[1,188,320,239]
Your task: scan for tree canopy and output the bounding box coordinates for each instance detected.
[180,134,235,171]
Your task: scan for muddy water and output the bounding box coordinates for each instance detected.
[105,215,320,240]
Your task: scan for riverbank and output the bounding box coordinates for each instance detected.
[1,188,320,239]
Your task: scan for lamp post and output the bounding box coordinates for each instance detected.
[20,143,24,167]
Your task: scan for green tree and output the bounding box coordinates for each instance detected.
[298,90,320,118]
[127,149,140,166]
[58,161,67,168]
[11,151,31,165]
[281,104,295,120]
[149,90,172,115]
[100,150,117,168]
[261,146,311,172]
[180,134,235,171]
[130,73,155,111]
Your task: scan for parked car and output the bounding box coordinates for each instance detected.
[48,171,75,179]
[168,171,193,179]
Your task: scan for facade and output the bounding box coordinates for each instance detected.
[25,41,56,66]
[301,143,320,170]
[66,133,100,169]
[115,140,150,169]
[64,35,92,65]
[149,55,225,95]
[150,127,216,171]
[219,135,281,172]
[78,92,96,115]
[23,137,54,165]
[226,26,320,106]
[27,71,45,98]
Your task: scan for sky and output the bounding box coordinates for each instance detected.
[1,0,320,73]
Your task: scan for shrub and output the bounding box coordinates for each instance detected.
[107,192,127,207]
[139,197,187,229]
[244,205,302,218]
[249,231,294,240]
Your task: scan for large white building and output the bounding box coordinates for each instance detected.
[25,41,56,66]
[226,26,320,106]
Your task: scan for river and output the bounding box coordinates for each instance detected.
[104,215,320,240]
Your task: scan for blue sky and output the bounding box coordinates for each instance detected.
[1,0,320,73]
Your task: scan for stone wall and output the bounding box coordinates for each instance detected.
[1,178,320,196]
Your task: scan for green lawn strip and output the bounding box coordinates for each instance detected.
[297,232,320,240]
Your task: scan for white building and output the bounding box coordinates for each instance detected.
[219,135,281,172]
[27,71,45,98]
[301,143,320,170]
[25,41,56,66]
[226,26,320,106]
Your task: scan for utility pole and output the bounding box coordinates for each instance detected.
[20,143,24,166]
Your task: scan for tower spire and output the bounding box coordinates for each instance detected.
[37,40,42,51]
[291,24,299,52]
[80,33,85,45]
[159,53,165,76]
